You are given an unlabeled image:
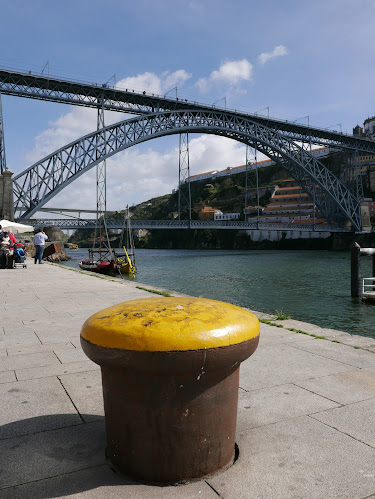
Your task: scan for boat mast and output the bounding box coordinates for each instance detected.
[93,93,112,260]
[121,205,135,265]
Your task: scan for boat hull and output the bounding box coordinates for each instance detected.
[79,260,114,275]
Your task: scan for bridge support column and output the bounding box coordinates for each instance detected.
[0,169,14,221]
[178,133,191,220]
[351,242,361,298]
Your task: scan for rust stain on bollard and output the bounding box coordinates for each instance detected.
[81,297,260,484]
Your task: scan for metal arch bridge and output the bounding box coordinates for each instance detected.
[1,69,375,231]
[11,109,373,231]
[28,218,341,232]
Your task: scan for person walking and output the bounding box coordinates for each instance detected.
[33,229,48,264]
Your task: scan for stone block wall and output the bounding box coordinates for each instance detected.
[0,170,14,220]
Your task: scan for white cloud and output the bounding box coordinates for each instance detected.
[116,70,192,96]
[162,70,192,93]
[26,107,98,164]
[25,70,192,165]
[41,134,263,212]
[189,135,246,174]
[258,45,288,65]
[197,59,253,93]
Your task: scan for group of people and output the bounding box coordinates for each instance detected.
[0,226,49,268]
[0,228,17,268]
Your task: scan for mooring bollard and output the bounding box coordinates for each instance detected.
[80,297,260,484]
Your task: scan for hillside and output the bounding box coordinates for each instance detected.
[69,150,372,250]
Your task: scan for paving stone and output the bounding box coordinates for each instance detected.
[274,318,331,335]
[311,398,375,448]
[291,338,375,369]
[208,416,375,499]
[2,324,36,334]
[0,421,105,489]
[322,328,375,349]
[258,323,314,347]
[237,383,339,434]
[0,332,41,348]
[6,342,75,356]
[70,338,82,349]
[296,368,375,405]
[0,351,60,373]
[0,377,81,439]
[239,343,357,391]
[36,330,80,344]
[0,370,16,383]
[59,370,104,422]
[0,464,216,498]
[16,360,99,381]
[55,348,89,364]
[0,348,7,356]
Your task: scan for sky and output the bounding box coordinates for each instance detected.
[0,0,374,213]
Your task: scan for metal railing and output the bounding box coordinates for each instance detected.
[362,277,375,295]
[25,218,347,232]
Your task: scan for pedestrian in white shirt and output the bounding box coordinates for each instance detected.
[33,229,48,264]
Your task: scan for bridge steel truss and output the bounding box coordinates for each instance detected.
[29,218,343,232]
[13,109,368,230]
[1,69,375,154]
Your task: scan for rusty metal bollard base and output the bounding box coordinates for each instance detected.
[101,363,241,484]
[82,338,258,484]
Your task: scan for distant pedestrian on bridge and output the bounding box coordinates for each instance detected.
[33,229,48,264]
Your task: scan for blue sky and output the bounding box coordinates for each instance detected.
[1,0,374,211]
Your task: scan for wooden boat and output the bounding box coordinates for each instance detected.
[79,207,136,276]
[79,248,116,274]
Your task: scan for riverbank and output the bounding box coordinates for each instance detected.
[1,261,375,498]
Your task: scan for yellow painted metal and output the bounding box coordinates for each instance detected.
[122,245,135,274]
[81,297,260,352]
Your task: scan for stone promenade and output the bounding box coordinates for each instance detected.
[1,262,375,498]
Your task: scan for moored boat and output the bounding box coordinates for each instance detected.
[79,248,116,274]
[79,206,136,276]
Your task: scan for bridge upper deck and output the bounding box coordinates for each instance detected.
[1,68,375,153]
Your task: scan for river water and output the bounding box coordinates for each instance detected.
[63,248,375,339]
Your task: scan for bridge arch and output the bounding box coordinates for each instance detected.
[13,109,361,230]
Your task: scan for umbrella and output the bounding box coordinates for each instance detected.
[0,219,34,234]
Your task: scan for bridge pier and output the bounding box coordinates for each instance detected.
[0,169,14,221]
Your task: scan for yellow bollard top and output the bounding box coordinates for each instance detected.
[81,297,260,352]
